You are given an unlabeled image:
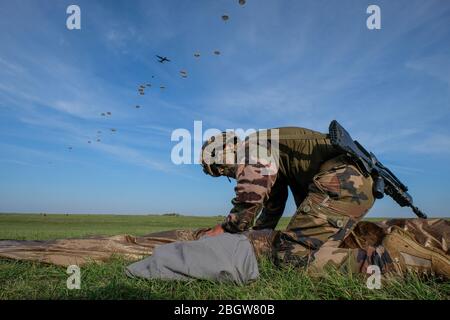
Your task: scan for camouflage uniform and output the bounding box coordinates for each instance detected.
[211,127,394,275]
[276,155,396,275]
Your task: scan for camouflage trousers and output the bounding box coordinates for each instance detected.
[249,155,394,276]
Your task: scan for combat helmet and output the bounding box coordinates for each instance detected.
[200,131,241,177]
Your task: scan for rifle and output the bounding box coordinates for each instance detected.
[329,120,427,219]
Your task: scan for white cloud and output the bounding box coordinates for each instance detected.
[93,142,170,172]
[412,133,450,154]
[406,54,450,87]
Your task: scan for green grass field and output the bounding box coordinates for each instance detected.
[0,213,448,300]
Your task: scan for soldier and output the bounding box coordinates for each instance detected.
[200,127,450,278]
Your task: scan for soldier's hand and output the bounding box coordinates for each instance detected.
[204,224,225,237]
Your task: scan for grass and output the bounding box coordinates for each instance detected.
[0,213,226,240]
[0,213,448,300]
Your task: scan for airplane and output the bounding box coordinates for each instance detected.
[156,55,171,63]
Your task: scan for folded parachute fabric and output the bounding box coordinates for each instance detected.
[0,230,192,267]
[125,233,259,284]
[0,219,448,269]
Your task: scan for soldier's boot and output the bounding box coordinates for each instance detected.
[382,226,450,279]
[244,229,278,260]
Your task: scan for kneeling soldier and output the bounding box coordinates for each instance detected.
[200,126,450,278]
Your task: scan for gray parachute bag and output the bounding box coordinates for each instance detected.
[125,233,259,285]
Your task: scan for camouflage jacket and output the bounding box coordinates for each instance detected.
[221,127,340,233]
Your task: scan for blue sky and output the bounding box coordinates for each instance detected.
[0,0,449,217]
